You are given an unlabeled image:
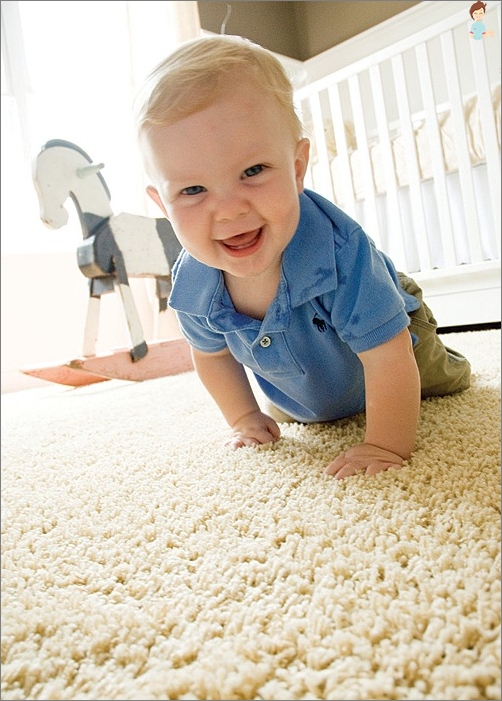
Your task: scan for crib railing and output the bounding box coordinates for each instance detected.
[294,2,501,277]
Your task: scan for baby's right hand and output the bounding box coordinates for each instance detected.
[226,410,281,450]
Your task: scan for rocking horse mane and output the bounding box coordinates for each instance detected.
[42,138,111,200]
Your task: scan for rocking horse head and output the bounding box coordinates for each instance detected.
[33,139,113,235]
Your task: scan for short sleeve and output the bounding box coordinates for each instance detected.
[175,311,228,354]
[325,227,415,353]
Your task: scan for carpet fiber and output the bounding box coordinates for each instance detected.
[1,330,500,701]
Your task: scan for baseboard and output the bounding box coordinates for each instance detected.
[438,321,501,334]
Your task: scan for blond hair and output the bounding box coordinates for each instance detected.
[135,35,303,143]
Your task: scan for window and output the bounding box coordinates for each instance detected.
[1,1,200,254]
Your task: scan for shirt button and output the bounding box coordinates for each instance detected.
[259,336,271,348]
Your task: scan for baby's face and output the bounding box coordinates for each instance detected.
[142,78,309,283]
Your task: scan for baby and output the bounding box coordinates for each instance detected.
[135,35,471,479]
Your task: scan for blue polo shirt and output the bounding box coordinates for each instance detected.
[169,189,420,422]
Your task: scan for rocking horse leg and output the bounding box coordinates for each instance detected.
[82,295,100,357]
[81,276,115,356]
[113,253,148,362]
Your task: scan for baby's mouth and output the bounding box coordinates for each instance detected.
[221,228,262,250]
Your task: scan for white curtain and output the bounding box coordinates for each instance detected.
[1,0,201,255]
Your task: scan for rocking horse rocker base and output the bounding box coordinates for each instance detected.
[22,338,194,387]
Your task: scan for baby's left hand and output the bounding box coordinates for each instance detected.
[325,443,405,479]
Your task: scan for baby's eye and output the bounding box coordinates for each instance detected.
[243,164,265,178]
[181,185,206,196]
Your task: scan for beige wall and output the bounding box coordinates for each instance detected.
[197,1,421,60]
[198,1,301,59]
[291,1,421,59]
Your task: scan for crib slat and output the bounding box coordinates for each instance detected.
[348,74,382,249]
[327,83,356,218]
[369,62,408,271]
[296,96,319,194]
[391,53,432,272]
[440,29,483,263]
[469,30,501,258]
[415,41,457,268]
[309,92,333,202]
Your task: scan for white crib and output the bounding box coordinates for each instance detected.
[292,0,501,328]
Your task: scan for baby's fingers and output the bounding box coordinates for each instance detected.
[325,454,366,479]
[225,435,260,450]
[326,457,400,479]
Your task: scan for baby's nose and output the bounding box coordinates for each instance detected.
[215,193,249,222]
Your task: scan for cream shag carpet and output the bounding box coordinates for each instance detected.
[1,330,500,701]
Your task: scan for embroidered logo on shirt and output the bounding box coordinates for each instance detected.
[312,314,327,332]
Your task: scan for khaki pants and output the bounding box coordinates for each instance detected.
[264,274,471,423]
[399,273,471,398]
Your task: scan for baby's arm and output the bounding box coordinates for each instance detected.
[326,328,421,479]
[191,346,281,449]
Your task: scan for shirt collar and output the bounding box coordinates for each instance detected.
[283,189,338,308]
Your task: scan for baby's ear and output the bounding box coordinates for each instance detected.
[294,138,310,191]
[146,185,169,218]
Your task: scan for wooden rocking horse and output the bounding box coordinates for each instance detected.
[23,139,193,386]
